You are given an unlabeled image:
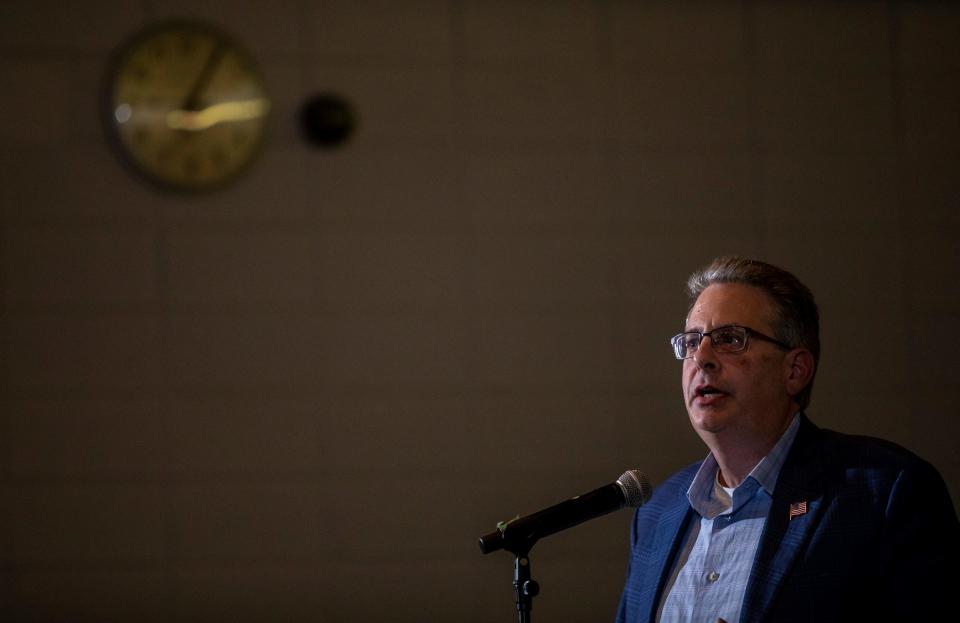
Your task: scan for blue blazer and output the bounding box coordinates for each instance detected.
[616,415,959,622]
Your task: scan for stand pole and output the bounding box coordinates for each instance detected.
[513,551,539,623]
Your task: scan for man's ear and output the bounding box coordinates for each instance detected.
[785,348,815,396]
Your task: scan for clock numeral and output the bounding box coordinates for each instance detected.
[177,33,196,57]
[183,155,201,179]
[156,146,174,165]
[228,55,255,81]
[231,128,248,148]
[132,65,150,82]
[210,148,228,170]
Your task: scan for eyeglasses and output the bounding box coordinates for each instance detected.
[670,325,791,360]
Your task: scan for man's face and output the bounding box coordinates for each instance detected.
[681,283,796,445]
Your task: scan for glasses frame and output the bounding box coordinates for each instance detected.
[670,325,791,360]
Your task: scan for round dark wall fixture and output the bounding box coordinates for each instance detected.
[300,93,356,148]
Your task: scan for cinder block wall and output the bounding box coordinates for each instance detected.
[1,1,957,621]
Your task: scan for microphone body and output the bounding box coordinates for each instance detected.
[478,470,651,555]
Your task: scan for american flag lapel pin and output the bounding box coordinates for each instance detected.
[788,500,808,520]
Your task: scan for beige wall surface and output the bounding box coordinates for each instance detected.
[1,1,957,621]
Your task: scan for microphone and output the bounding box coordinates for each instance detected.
[478,469,652,555]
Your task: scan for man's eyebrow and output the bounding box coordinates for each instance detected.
[683,323,738,333]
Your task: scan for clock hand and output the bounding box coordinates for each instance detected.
[166,98,270,131]
[181,39,226,113]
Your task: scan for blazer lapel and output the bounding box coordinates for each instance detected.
[741,417,826,623]
[641,482,695,621]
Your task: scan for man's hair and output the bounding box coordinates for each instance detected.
[686,256,820,410]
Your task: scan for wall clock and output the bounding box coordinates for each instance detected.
[103,20,271,192]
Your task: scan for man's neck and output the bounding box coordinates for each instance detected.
[708,413,798,488]
[714,448,767,488]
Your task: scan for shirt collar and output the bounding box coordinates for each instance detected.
[686,413,803,518]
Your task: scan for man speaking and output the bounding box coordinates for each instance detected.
[616,256,958,623]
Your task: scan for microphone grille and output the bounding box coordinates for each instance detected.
[617,469,653,508]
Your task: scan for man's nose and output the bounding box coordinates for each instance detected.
[692,336,719,368]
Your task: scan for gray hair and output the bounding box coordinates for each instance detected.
[686,256,820,409]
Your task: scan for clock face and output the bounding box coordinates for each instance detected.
[104,21,271,192]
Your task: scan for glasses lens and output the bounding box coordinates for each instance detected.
[671,333,699,359]
[711,327,747,352]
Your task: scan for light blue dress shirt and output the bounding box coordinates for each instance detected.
[657,414,802,623]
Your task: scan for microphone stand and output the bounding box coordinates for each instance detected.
[480,471,650,621]
[511,546,539,623]
[481,524,542,621]
[479,517,543,621]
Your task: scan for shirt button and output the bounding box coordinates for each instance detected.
[707,571,721,583]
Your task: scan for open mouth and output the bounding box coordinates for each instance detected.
[694,385,729,402]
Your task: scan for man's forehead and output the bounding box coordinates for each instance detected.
[685,283,776,331]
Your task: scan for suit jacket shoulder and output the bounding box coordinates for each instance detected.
[616,416,959,623]
[744,416,958,622]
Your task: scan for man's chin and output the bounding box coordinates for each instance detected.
[688,408,733,435]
